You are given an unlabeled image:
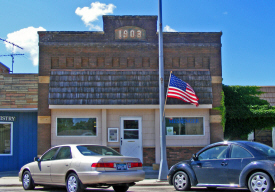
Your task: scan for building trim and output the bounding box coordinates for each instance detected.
[211,76,222,84]
[210,115,222,123]
[0,108,38,112]
[39,76,50,83]
[38,116,51,124]
[49,104,212,110]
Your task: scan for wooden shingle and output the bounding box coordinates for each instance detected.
[49,70,212,105]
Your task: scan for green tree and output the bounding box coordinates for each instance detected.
[221,85,275,139]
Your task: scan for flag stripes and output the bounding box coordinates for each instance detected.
[167,74,199,106]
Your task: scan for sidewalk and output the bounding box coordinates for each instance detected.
[0,171,169,187]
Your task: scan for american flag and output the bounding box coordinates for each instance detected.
[167,74,199,107]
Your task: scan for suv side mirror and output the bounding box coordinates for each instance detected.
[34,157,40,162]
[192,154,198,161]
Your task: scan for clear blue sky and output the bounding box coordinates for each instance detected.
[0,0,274,86]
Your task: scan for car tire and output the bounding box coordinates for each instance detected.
[22,170,35,190]
[66,173,83,192]
[248,172,273,192]
[113,185,129,192]
[173,171,191,191]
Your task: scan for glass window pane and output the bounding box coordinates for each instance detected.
[124,120,138,129]
[165,117,203,135]
[231,145,253,158]
[124,130,139,139]
[0,123,12,155]
[57,118,96,136]
[77,145,122,156]
[41,147,59,161]
[198,145,228,160]
[55,146,72,160]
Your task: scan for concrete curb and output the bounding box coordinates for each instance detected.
[0,177,169,187]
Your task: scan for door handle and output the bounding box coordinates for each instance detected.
[221,162,228,166]
[121,138,122,145]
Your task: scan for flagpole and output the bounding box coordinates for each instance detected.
[163,71,172,119]
[158,0,169,181]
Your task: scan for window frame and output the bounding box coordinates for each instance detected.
[40,147,60,161]
[55,146,72,160]
[229,144,254,159]
[0,122,13,156]
[165,116,205,136]
[197,144,229,161]
[56,117,98,137]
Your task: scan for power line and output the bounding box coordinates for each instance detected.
[0,38,23,50]
[0,38,24,73]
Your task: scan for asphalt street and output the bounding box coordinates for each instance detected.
[0,186,250,192]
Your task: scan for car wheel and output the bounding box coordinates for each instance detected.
[66,173,83,192]
[173,171,191,191]
[113,185,129,192]
[248,172,273,192]
[22,170,35,190]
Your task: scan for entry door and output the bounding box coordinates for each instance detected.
[120,117,143,162]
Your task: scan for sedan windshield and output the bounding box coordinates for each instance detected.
[77,145,122,156]
[246,142,275,157]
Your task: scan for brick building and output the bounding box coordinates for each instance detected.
[38,15,223,167]
[251,86,275,147]
[0,62,38,171]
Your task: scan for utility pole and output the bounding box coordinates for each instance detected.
[158,0,169,180]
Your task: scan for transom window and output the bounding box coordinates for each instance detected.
[165,117,204,135]
[57,118,97,136]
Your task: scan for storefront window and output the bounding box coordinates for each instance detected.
[57,118,97,136]
[165,117,204,135]
[0,123,12,155]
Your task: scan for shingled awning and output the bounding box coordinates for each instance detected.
[49,70,212,105]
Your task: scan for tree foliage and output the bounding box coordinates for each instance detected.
[221,85,275,140]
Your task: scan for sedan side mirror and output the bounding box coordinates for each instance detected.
[34,157,40,162]
[192,154,198,161]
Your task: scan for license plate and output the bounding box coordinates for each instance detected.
[116,163,127,170]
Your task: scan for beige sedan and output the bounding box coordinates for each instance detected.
[19,144,145,192]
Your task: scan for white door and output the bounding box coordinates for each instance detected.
[120,117,143,162]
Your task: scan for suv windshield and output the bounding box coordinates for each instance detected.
[77,145,122,156]
[246,142,275,157]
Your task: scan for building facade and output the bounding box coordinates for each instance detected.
[0,63,38,171]
[253,86,275,147]
[38,16,223,167]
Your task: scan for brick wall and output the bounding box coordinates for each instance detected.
[0,73,38,108]
[255,86,275,146]
[143,147,204,168]
[260,86,275,106]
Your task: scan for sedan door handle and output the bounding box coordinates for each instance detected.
[221,162,228,166]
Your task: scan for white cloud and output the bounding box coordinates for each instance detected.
[223,11,228,15]
[75,2,116,30]
[164,25,177,32]
[5,26,46,66]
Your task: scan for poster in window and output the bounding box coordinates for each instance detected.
[108,128,118,142]
[166,127,174,135]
